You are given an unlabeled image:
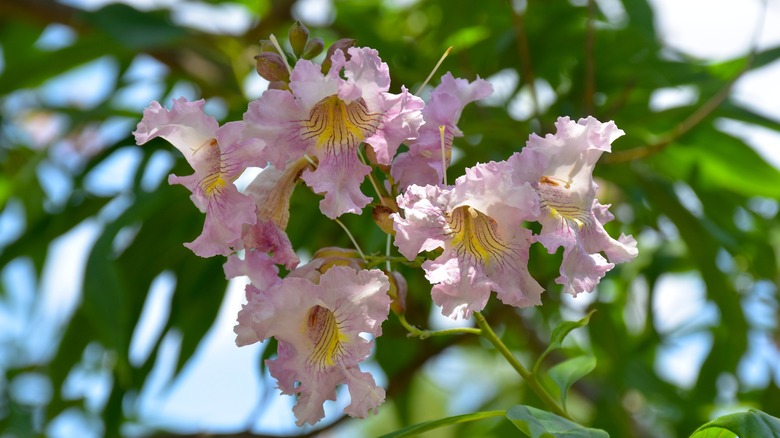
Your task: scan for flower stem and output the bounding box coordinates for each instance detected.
[398,314,482,339]
[334,218,366,261]
[473,312,572,421]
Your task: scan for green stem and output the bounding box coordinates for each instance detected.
[334,218,366,261]
[365,255,425,269]
[397,314,482,339]
[473,312,572,421]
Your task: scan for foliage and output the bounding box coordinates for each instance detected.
[1,0,780,437]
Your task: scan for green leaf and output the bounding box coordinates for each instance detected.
[506,405,609,438]
[445,26,491,52]
[534,310,596,374]
[690,409,780,438]
[548,355,597,409]
[82,3,190,50]
[378,410,506,438]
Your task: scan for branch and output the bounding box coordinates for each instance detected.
[605,0,768,165]
[508,1,539,118]
[583,0,596,115]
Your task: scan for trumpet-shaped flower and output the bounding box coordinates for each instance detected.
[223,158,311,288]
[391,73,493,189]
[234,265,391,426]
[393,160,543,319]
[243,47,424,219]
[510,116,638,295]
[134,98,261,257]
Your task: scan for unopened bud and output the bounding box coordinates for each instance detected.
[258,39,276,53]
[373,205,396,235]
[363,145,391,173]
[302,37,324,60]
[322,38,356,73]
[386,271,407,315]
[289,21,309,57]
[268,81,289,90]
[313,246,361,260]
[255,52,289,82]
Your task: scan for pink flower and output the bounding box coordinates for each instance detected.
[234,265,391,426]
[223,158,311,288]
[243,47,424,219]
[391,73,493,189]
[510,116,638,295]
[393,160,543,319]
[134,98,261,257]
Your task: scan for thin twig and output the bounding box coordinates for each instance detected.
[509,3,539,118]
[584,0,596,115]
[606,0,767,164]
[473,312,573,421]
[397,314,482,339]
[334,218,366,261]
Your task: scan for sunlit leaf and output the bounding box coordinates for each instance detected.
[689,409,780,438]
[548,355,597,409]
[378,410,506,438]
[534,310,596,374]
[506,405,609,438]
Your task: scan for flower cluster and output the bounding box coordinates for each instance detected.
[134,24,637,427]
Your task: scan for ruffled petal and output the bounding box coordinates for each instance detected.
[301,152,372,219]
[426,257,492,319]
[134,98,218,171]
[234,265,390,426]
[223,250,280,290]
[137,99,257,257]
[242,90,306,169]
[365,86,425,165]
[391,74,492,189]
[392,184,451,260]
[557,245,614,296]
[343,47,391,100]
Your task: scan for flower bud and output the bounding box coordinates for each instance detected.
[288,21,309,57]
[372,205,396,235]
[313,246,361,260]
[322,38,356,73]
[302,37,324,60]
[258,39,276,53]
[268,81,289,90]
[255,52,289,83]
[386,271,407,315]
[363,145,391,173]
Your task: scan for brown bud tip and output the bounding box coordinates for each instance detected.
[322,38,357,73]
[372,205,396,235]
[289,21,310,57]
[302,37,324,60]
[255,52,289,83]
